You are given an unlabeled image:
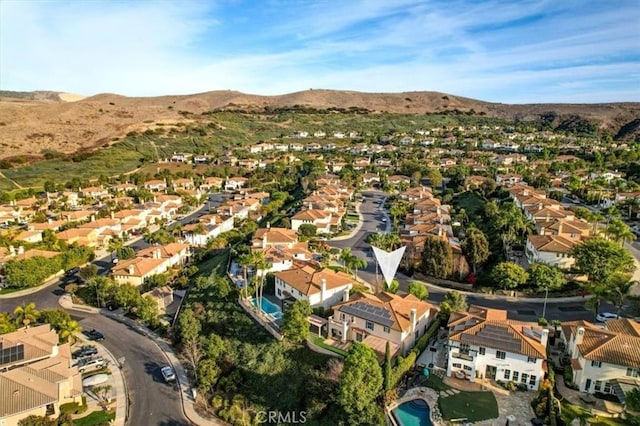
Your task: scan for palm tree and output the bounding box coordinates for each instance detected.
[57,319,82,344]
[13,303,39,327]
[339,248,355,274]
[584,283,610,321]
[606,218,635,247]
[237,253,253,300]
[590,211,604,235]
[606,273,637,316]
[351,256,368,280]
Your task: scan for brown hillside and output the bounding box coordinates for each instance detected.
[0,89,638,160]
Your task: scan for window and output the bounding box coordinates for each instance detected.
[460,343,470,355]
[591,360,602,368]
[604,382,612,393]
[383,326,390,333]
[512,372,519,382]
[521,373,529,384]
[479,347,486,355]
[496,351,506,360]
[277,289,282,296]
[529,376,536,386]
[340,313,345,321]
[366,321,374,331]
[356,333,363,342]
[595,381,602,391]
[504,369,511,380]
[453,363,462,368]
[627,368,640,377]
[527,356,537,363]
[464,365,472,371]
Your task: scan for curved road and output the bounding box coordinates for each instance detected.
[0,195,231,425]
[330,190,629,322]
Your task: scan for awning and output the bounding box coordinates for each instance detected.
[610,378,640,404]
[308,315,328,328]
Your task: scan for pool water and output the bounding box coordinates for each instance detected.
[392,399,432,426]
[252,297,283,320]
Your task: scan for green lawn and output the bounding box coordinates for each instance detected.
[452,191,487,219]
[423,373,450,392]
[73,410,115,426]
[309,335,348,357]
[439,391,499,422]
[196,250,230,277]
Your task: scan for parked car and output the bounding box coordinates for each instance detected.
[78,356,106,373]
[161,366,176,382]
[83,329,105,341]
[596,312,620,322]
[66,267,80,276]
[72,346,98,359]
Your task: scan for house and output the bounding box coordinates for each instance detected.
[291,209,333,234]
[137,243,190,268]
[13,230,43,244]
[273,263,353,309]
[182,214,234,246]
[111,255,168,287]
[224,177,248,192]
[80,186,109,199]
[525,234,579,269]
[144,180,167,192]
[169,152,192,163]
[561,319,640,396]
[112,183,137,193]
[199,177,224,192]
[54,228,99,247]
[0,325,83,426]
[328,292,435,356]
[446,306,548,390]
[142,285,174,314]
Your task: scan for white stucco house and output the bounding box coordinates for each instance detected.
[273,263,353,309]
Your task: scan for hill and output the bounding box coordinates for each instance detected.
[0,89,638,161]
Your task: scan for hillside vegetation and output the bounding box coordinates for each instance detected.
[0,89,638,163]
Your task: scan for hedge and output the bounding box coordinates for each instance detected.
[389,318,442,389]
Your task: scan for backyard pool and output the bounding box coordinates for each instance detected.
[392,399,433,426]
[252,297,283,320]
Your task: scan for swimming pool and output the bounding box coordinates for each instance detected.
[392,399,433,426]
[252,297,283,320]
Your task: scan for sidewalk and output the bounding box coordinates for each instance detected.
[60,295,224,425]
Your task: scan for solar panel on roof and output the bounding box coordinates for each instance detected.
[342,302,395,327]
[0,343,25,366]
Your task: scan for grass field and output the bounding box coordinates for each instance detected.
[309,335,348,357]
[438,391,499,422]
[196,249,230,277]
[452,191,487,220]
[73,410,116,426]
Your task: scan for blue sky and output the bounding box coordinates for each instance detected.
[1,0,638,103]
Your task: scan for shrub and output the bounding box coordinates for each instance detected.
[59,401,87,415]
[506,381,517,391]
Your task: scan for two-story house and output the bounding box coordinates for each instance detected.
[328,292,435,357]
[290,209,333,234]
[561,319,640,396]
[0,325,83,426]
[446,306,548,390]
[273,263,353,309]
[525,234,578,269]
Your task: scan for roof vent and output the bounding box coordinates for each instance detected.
[13,390,20,397]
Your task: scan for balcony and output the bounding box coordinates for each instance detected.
[451,352,474,361]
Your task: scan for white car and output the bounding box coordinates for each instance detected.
[596,312,620,322]
[161,366,176,382]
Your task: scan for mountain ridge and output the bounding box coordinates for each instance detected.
[0,89,639,162]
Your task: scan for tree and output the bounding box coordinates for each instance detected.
[197,358,220,393]
[212,274,233,299]
[182,338,203,381]
[64,283,79,296]
[18,416,57,426]
[491,262,528,290]
[0,312,17,334]
[420,236,453,279]
[136,295,160,324]
[340,248,356,274]
[297,224,317,238]
[78,264,98,281]
[39,309,82,343]
[606,273,637,316]
[462,227,490,274]
[383,341,392,391]
[351,255,368,280]
[606,218,635,246]
[427,168,443,189]
[176,308,201,345]
[408,281,428,300]
[13,302,39,327]
[116,246,136,260]
[527,263,566,291]
[439,290,468,320]
[626,388,640,412]
[111,284,141,312]
[573,237,635,284]
[281,300,311,343]
[385,279,399,294]
[338,343,384,425]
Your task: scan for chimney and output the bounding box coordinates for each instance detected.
[541,328,549,349]
[266,222,270,229]
[343,288,349,303]
[9,245,15,255]
[90,215,96,222]
[571,327,585,358]
[111,211,115,220]
[47,218,53,224]
[410,308,417,332]
[154,249,161,259]
[320,278,327,302]
[128,265,135,275]
[18,246,24,255]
